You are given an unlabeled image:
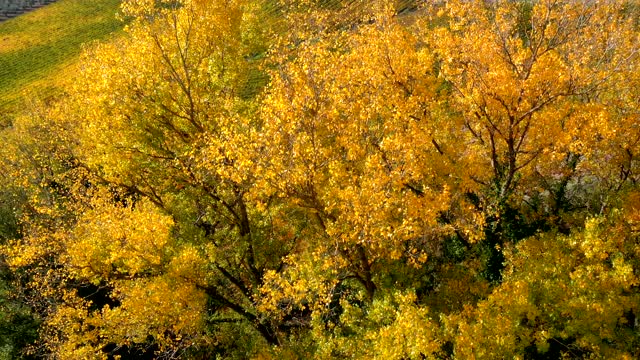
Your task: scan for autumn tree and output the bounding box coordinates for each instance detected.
[3,0,299,357]
[445,196,640,358]
[0,97,91,359]
[2,0,640,359]
[254,0,640,357]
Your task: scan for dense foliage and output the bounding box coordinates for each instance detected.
[2,0,640,358]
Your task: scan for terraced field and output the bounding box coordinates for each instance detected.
[0,0,123,112]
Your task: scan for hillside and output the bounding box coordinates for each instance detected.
[0,0,122,113]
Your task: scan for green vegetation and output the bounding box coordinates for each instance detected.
[0,0,123,112]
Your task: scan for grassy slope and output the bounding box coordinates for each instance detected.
[0,0,123,112]
[0,0,419,113]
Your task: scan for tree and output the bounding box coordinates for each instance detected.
[256,0,640,357]
[446,203,640,358]
[3,0,295,357]
[2,0,640,359]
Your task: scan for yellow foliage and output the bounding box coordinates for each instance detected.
[3,0,640,358]
[65,195,174,283]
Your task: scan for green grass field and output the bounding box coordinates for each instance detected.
[0,0,123,112]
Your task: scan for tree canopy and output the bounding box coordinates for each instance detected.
[2,0,640,358]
